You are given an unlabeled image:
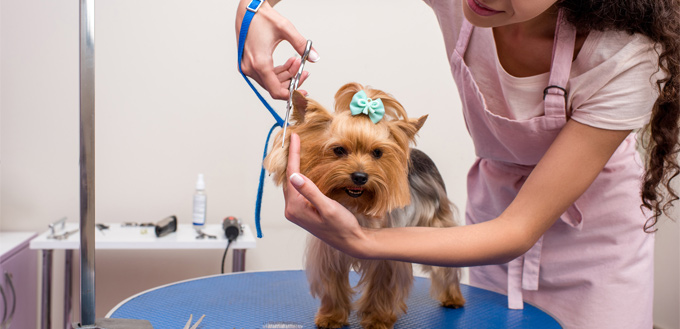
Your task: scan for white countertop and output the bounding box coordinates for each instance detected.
[0,232,38,260]
[29,223,256,250]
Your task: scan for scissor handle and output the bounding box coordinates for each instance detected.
[283,40,313,148]
[288,40,313,101]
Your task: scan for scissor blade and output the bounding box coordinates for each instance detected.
[282,40,312,148]
[183,315,193,329]
[282,104,292,148]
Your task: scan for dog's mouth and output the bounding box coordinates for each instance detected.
[344,186,364,198]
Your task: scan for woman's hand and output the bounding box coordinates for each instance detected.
[284,133,371,258]
[235,0,319,100]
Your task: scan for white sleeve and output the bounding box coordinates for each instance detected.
[569,33,663,131]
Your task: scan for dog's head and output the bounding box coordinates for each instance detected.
[264,82,427,217]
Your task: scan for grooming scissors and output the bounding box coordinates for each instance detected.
[282,40,313,148]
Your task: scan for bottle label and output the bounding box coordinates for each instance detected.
[192,194,207,225]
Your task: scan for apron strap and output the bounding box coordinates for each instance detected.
[544,10,577,119]
[457,12,576,120]
[507,236,544,309]
[507,256,525,309]
[455,19,475,55]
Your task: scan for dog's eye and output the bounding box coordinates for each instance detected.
[333,146,348,157]
[372,149,383,159]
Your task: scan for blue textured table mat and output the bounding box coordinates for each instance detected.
[109,270,561,328]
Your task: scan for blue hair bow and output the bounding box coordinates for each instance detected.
[350,90,385,124]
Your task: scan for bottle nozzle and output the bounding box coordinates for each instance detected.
[196,173,205,190]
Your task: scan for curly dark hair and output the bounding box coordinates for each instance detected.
[557,0,680,231]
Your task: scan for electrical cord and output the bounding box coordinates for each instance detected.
[221,216,242,274]
[220,239,234,274]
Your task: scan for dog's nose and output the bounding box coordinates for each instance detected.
[351,172,369,186]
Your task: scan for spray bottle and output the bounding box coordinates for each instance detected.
[192,173,207,232]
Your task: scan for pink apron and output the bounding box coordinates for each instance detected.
[451,11,655,328]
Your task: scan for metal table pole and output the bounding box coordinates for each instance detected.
[76,2,152,327]
[79,0,96,325]
[41,250,53,329]
[64,250,73,329]
[232,250,246,272]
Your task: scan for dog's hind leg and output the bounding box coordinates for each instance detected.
[355,260,413,329]
[401,148,466,308]
[421,264,466,308]
[305,237,353,328]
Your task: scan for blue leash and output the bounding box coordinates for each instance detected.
[238,0,285,127]
[254,123,279,238]
[238,0,282,238]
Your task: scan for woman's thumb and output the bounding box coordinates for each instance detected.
[289,173,326,207]
[289,173,306,188]
[285,31,320,62]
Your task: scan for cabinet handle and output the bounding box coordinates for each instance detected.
[3,273,14,329]
[0,282,7,329]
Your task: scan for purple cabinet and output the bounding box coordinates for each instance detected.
[0,233,38,329]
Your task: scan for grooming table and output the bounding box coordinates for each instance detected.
[107,270,562,328]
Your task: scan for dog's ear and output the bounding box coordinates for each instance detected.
[262,137,288,186]
[291,91,308,123]
[412,115,428,133]
[388,114,428,145]
[291,91,332,125]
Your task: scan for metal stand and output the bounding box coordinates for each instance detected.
[41,250,52,329]
[76,0,151,327]
[233,250,246,272]
[78,0,96,324]
[64,250,73,329]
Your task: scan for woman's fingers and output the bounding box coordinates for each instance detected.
[284,134,321,224]
[236,0,314,100]
[273,58,311,96]
[279,20,320,63]
[285,135,321,211]
[288,172,332,215]
[259,60,290,100]
[296,71,310,90]
[273,57,296,79]
[286,133,302,178]
[286,134,332,216]
[285,133,321,209]
[283,133,304,209]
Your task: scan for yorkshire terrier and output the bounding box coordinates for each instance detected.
[264,82,465,329]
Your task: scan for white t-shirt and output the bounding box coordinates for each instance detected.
[424,0,663,130]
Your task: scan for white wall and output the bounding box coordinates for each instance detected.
[1,0,678,327]
[654,196,680,329]
[1,0,473,322]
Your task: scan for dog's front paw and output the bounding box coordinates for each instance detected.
[315,312,349,329]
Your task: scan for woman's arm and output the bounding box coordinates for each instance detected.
[286,121,631,267]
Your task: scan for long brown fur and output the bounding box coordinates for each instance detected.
[264,82,464,329]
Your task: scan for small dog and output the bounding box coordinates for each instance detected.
[264,82,465,329]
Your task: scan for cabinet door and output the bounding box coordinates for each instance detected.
[0,264,7,329]
[0,246,38,329]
